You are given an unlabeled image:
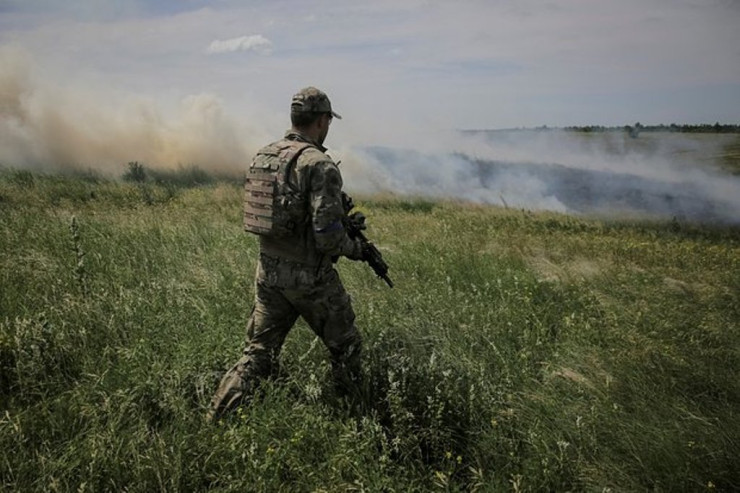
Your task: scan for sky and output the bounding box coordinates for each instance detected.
[2,0,739,130]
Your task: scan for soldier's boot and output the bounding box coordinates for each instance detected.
[206,343,279,422]
[206,358,254,422]
[329,339,364,412]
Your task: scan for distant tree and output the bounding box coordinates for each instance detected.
[627,123,641,138]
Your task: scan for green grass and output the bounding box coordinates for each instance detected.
[1,169,738,491]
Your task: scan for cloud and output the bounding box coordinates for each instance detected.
[206,34,273,55]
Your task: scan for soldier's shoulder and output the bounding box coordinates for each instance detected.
[255,140,284,155]
[299,146,334,166]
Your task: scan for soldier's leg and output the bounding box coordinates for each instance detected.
[294,269,362,397]
[207,282,298,421]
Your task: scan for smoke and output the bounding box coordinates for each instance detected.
[1,46,738,224]
[337,129,740,224]
[0,46,268,174]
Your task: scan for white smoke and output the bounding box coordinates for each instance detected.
[336,129,740,223]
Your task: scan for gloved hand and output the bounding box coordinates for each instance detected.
[345,238,366,261]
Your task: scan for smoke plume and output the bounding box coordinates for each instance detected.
[0,46,267,174]
[2,46,738,224]
[337,130,740,224]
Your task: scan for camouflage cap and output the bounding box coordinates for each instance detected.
[291,86,342,119]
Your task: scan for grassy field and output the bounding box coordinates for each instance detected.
[1,168,738,491]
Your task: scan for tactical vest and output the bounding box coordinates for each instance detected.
[243,140,313,237]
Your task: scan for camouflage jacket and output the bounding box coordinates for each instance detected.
[257,130,360,269]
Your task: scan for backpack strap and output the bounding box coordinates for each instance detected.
[278,141,313,192]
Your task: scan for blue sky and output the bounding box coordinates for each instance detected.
[1,0,739,153]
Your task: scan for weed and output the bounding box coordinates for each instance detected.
[69,216,88,297]
[123,161,147,183]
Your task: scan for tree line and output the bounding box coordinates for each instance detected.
[463,123,740,137]
[564,122,740,135]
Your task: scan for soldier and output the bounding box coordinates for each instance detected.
[207,87,365,421]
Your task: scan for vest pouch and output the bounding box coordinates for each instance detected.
[243,141,312,237]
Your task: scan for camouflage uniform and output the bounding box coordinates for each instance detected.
[208,88,363,421]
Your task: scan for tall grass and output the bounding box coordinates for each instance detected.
[1,168,738,491]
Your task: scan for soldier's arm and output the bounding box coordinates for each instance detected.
[309,159,363,259]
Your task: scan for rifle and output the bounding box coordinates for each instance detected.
[341,192,393,288]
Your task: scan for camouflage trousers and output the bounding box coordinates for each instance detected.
[207,255,362,421]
